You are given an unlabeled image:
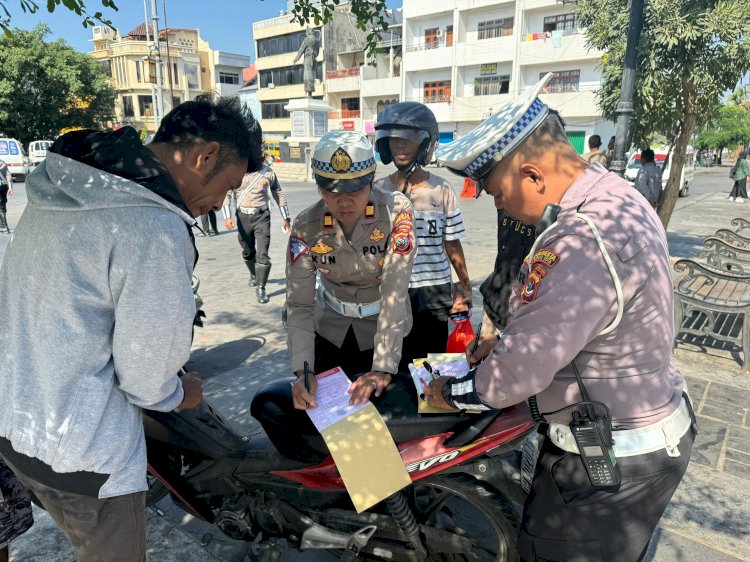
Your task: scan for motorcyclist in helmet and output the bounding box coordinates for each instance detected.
[374,102,472,370]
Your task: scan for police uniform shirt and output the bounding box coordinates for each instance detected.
[475,163,684,428]
[634,161,662,205]
[224,165,289,219]
[374,174,465,289]
[285,187,416,374]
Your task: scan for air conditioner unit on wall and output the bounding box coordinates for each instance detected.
[268,83,275,89]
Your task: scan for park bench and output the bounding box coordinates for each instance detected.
[700,237,750,275]
[673,259,750,371]
[714,228,750,250]
[731,217,750,236]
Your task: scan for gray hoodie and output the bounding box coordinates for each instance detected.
[0,148,196,498]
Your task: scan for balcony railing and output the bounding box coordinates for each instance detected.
[329,110,361,119]
[405,38,452,52]
[423,95,451,104]
[326,67,361,79]
[253,14,294,32]
[521,29,578,41]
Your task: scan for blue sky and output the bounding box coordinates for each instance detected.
[9,0,401,59]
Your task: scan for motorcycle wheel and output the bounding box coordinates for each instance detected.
[409,474,520,562]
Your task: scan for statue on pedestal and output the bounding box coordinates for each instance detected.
[293,28,321,97]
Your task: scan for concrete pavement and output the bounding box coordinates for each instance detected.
[2,165,749,561]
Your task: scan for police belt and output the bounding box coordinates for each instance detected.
[238,204,268,215]
[548,397,693,458]
[321,287,381,318]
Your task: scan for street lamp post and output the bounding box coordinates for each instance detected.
[610,0,645,178]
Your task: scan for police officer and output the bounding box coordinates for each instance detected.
[251,131,416,461]
[373,102,472,368]
[223,156,291,303]
[426,74,696,561]
[634,148,663,209]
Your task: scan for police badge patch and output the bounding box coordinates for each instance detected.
[369,227,385,242]
[521,264,548,304]
[392,231,412,255]
[289,236,308,264]
[531,248,560,268]
[311,241,334,254]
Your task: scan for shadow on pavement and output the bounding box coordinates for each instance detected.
[187,336,265,378]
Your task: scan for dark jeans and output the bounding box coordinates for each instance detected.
[3,457,145,562]
[237,208,271,266]
[200,210,218,234]
[519,429,695,562]
[730,178,748,199]
[0,186,8,213]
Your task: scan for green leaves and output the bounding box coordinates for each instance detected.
[0,23,115,146]
[0,0,117,34]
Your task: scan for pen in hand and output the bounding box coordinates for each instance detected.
[303,360,311,409]
[469,321,483,365]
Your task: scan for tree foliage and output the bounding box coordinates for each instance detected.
[0,0,117,34]
[695,104,750,152]
[577,0,750,227]
[0,24,115,146]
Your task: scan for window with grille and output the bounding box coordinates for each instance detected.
[424,28,440,49]
[539,70,580,93]
[478,18,514,39]
[423,80,452,103]
[259,65,322,87]
[474,74,510,96]
[257,31,307,58]
[219,72,240,85]
[543,13,576,33]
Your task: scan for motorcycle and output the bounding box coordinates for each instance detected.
[143,387,537,561]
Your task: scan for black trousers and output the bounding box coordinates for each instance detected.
[251,328,417,462]
[200,210,218,234]
[398,285,451,373]
[0,185,8,213]
[237,208,271,266]
[730,178,748,199]
[519,429,695,562]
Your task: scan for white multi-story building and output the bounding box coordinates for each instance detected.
[402,0,613,152]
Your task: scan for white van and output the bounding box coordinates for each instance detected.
[29,140,54,166]
[0,138,29,182]
[624,148,695,197]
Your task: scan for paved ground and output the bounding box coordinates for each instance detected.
[2,164,749,561]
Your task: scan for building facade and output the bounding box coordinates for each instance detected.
[89,25,249,133]
[401,0,613,152]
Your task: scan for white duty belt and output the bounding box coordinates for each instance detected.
[548,396,694,458]
[320,286,381,319]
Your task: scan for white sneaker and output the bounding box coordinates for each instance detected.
[737,197,745,203]
[728,195,735,201]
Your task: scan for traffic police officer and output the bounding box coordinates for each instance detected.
[223,157,291,303]
[251,131,416,461]
[426,74,696,561]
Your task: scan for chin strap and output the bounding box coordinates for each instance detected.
[398,160,420,194]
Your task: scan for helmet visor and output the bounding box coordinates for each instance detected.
[375,128,429,145]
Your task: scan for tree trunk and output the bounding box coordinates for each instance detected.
[658,79,697,229]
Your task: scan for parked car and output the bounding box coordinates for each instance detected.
[624,148,695,197]
[0,137,29,182]
[28,139,54,166]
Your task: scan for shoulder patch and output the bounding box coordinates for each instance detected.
[531,248,560,268]
[311,241,334,254]
[521,264,549,304]
[289,236,308,264]
[394,211,413,226]
[392,230,413,255]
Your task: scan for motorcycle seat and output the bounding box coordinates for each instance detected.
[380,410,470,444]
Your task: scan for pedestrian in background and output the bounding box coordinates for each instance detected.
[634,148,662,209]
[224,154,291,304]
[0,158,12,234]
[605,136,616,169]
[729,150,749,203]
[0,458,33,562]
[373,102,471,368]
[581,134,608,166]
[198,209,219,236]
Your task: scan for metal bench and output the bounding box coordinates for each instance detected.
[731,217,750,236]
[700,237,750,275]
[715,228,750,250]
[673,259,750,371]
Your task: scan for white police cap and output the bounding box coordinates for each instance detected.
[311,131,376,182]
[437,73,554,182]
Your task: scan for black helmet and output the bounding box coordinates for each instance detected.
[375,102,439,170]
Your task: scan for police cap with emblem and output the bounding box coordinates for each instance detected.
[312,131,377,193]
[437,73,554,196]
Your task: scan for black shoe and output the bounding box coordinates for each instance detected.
[256,287,270,304]
[249,275,257,287]
[211,230,219,236]
[255,263,271,304]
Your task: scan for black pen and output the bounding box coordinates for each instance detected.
[468,322,483,366]
[303,361,311,409]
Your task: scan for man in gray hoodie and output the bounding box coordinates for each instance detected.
[0,95,264,561]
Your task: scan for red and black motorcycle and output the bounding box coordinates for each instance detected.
[144,389,536,561]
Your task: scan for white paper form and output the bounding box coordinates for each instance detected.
[306,367,368,432]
